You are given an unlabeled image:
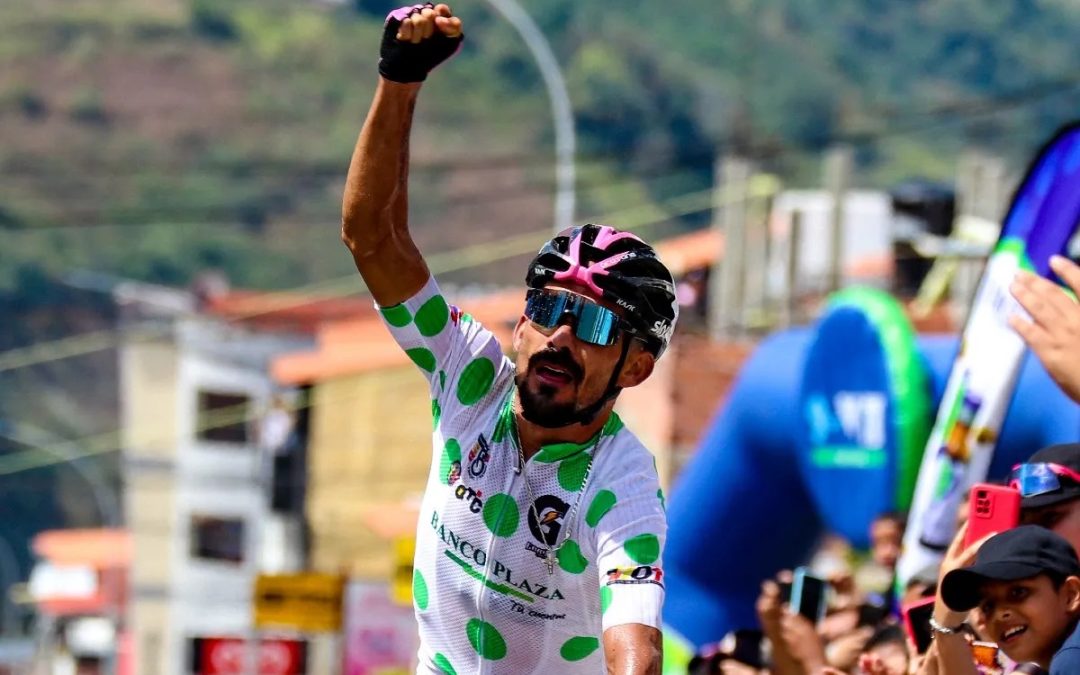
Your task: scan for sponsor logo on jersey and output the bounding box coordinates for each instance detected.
[467,435,491,479]
[447,460,461,485]
[430,510,565,602]
[454,484,483,513]
[527,495,569,545]
[604,565,664,587]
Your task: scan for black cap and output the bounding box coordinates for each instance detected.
[1021,443,1080,509]
[941,525,1080,612]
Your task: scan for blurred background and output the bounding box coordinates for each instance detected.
[1,0,1079,673]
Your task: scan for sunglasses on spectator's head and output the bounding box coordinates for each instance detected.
[524,288,631,347]
[1009,462,1080,498]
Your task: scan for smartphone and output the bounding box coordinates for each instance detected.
[791,567,827,624]
[901,596,937,655]
[778,580,792,604]
[857,601,890,628]
[727,629,764,669]
[971,641,999,669]
[965,483,1021,548]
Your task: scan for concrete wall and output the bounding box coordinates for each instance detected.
[121,338,179,675]
[306,366,430,580]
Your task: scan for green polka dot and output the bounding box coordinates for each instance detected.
[657,488,666,512]
[413,569,429,610]
[600,586,612,614]
[585,489,617,527]
[557,539,588,574]
[432,399,441,429]
[406,347,437,373]
[415,295,450,337]
[381,304,412,327]
[557,453,591,492]
[482,493,519,537]
[456,358,495,406]
[439,370,447,391]
[433,653,457,674]
[439,439,461,485]
[560,636,600,661]
[466,619,506,660]
[624,533,660,565]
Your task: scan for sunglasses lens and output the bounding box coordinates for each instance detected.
[1010,463,1062,498]
[525,290,623,346]
[525,290,569,328]
[574,302,620,346]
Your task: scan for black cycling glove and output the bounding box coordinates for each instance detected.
[379,3,464,83]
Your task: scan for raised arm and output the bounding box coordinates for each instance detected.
[341,3,462,307]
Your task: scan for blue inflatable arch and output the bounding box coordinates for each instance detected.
[664,325,1080,647]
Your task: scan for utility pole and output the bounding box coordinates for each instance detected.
[824,145,853,293]
[709,155,753,340]
[781,209,803,327]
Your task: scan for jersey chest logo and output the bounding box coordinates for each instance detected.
[467,434,492,479]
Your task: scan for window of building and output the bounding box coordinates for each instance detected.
[197,390,251,444]
[190,516,245,564]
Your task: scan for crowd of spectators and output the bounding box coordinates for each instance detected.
[686,256,1080,675]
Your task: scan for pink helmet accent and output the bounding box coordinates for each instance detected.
[551,226,644,296]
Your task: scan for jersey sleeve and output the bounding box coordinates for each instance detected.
[376,275,508,400]
[592,453,667,632]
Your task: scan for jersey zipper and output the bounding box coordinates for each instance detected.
[473,426,521,674]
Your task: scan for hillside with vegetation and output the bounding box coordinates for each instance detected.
[0,0,1077,537]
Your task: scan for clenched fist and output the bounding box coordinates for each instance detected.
[379,3,464,83]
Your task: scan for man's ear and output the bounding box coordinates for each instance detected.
[1064,576,1080,612]
[617,342,655,389]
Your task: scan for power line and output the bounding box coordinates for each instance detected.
[0,178,779,477]
[0,177,755,374]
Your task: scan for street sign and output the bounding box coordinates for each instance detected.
[253,573,345,632]
[390,537,415,606]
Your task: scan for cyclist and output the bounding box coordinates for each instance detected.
[342,4,676,673]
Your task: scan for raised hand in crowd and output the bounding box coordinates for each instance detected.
[779,610,828,673]
[922,522,990,675]
[1010,255,1080,404]
[755,572,803,675]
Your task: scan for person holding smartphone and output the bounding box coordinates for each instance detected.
[1015,444,1080,555]
[344,4,678,673]
[927,525,1080,674]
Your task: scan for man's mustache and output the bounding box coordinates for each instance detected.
[528,348,582,380]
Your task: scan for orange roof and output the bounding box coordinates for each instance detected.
[204,290,374,334]
[273,289,523,384]
[654,228,723,277]
[32,529,131,569]
[272,229,724,385]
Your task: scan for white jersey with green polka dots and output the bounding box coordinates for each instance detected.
[378,276,668,675]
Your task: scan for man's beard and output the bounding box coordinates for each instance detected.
[515,348,583,427]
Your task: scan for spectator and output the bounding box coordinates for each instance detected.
[931,525,1080,674]
[857,624,911,675]
[1014,443,1080,554]
[870,512,906,571]
[1009,255,1080,404]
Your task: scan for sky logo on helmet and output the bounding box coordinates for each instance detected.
[652,320,674,341]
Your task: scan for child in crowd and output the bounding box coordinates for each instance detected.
[931,525,1080,674]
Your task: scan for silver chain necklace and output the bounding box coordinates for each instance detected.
[516,439,596,575]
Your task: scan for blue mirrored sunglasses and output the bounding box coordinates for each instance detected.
[524,288,630,347]
[1009,462,1080,498]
